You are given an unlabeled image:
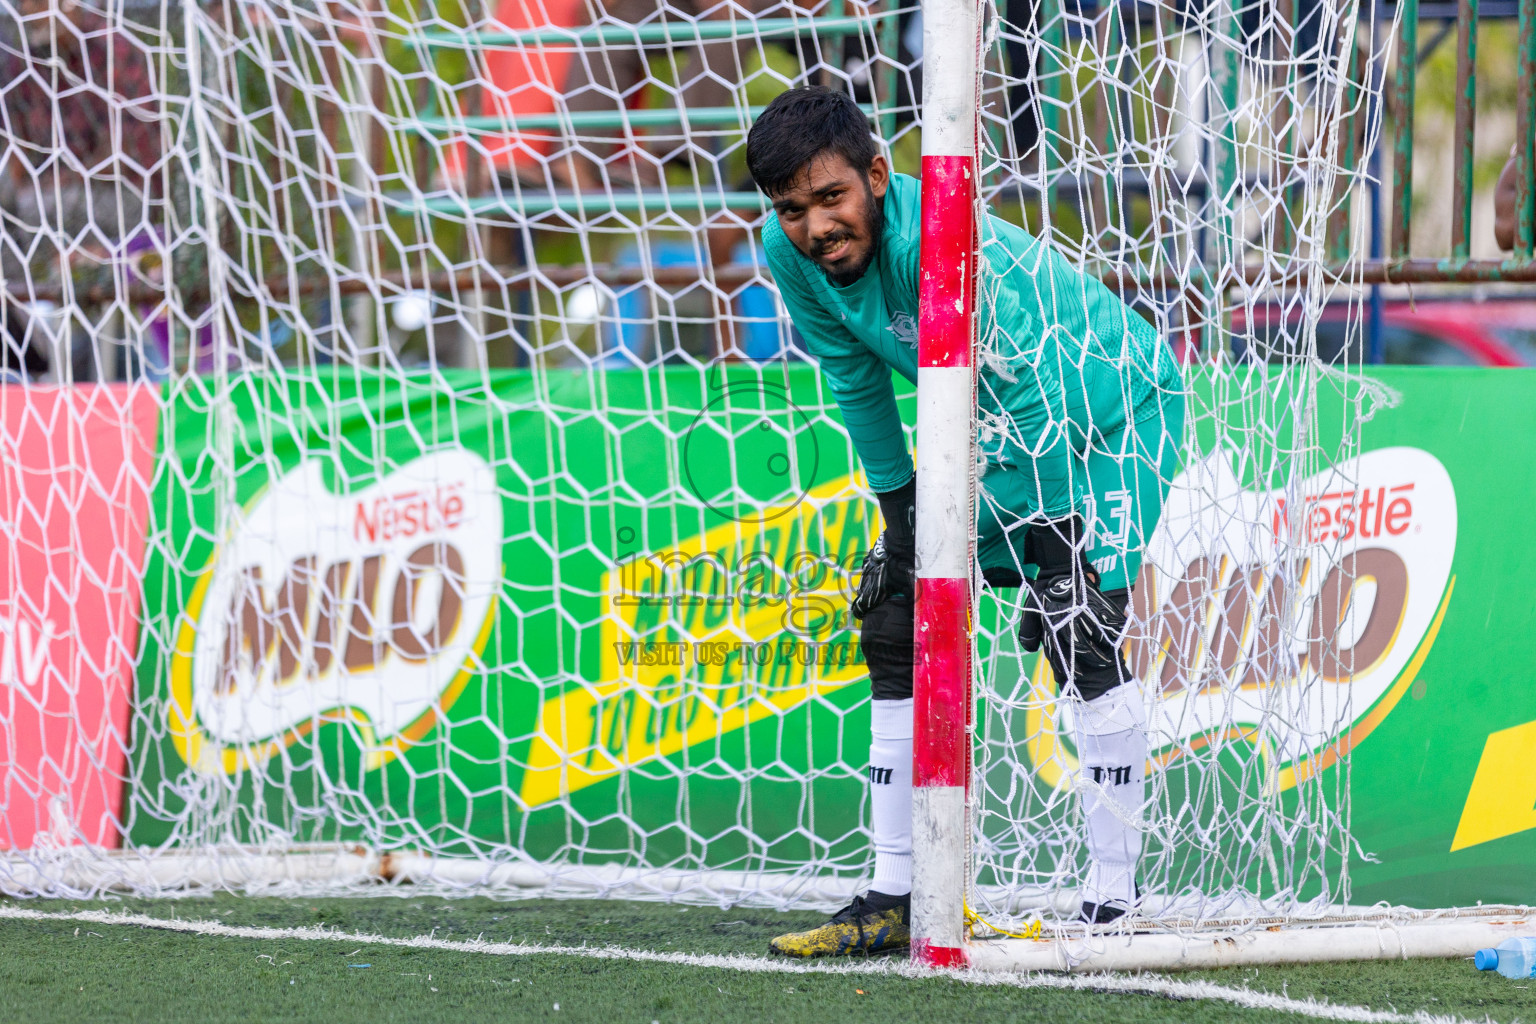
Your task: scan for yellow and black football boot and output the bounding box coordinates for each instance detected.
[768,891,910,957]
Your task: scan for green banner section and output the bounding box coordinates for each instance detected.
[1331,369,1536,907]
[130,366,887,875]
[128,365,1536,909]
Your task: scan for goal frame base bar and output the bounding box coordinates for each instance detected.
[965,910,1536,972]
[5,849,1529,973]
[0,849,862,907]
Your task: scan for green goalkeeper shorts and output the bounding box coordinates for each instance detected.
[976,388,1186,594]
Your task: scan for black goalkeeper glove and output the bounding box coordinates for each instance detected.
[851,477,916,620]
[1019,515,1130,699]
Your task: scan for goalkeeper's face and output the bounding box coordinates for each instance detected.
[771,153,890,287]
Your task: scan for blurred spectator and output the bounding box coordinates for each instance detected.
[0,0,163,229]
[1495,144,1520,251]
[0,297,47,383]
[0,0,165,380]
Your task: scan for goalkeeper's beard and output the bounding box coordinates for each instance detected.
[819,180,885,287]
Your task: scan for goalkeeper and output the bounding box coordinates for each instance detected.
[747,87,1185,957]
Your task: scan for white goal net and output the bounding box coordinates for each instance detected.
[0,0,1429,952]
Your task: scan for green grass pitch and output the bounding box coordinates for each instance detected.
[0,895,1528,1023]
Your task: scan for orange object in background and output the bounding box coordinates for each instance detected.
[481,0,586,175]
[0,385,159,850]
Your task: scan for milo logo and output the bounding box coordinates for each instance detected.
[1028,446,1457,789]
[168,451,501,774]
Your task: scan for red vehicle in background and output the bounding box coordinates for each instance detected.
[1199,299,1536,367]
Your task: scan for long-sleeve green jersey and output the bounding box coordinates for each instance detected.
[763,172,1181,520]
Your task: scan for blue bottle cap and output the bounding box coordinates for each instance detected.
[1475,949,1499,971]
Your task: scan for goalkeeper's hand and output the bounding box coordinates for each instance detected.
[1018,516,1129,695]
[851,477,916,620]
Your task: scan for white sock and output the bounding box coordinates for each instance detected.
[1073,684,1148,907]
[869,698,914,897]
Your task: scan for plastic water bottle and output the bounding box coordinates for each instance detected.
[1474,938,1536,979]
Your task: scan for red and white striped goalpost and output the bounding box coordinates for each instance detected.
[900,0,1536,978]
[911,0,983,969]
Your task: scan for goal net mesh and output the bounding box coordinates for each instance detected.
[0,0,1402,938]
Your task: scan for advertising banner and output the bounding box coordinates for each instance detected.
[129,368,876,875]
[1315,369,1536,907]
[1,384,159,850]
[127,366,1536,908]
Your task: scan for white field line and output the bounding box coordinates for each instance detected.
[0,904,1482,1024]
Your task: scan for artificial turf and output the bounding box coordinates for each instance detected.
[0,895,1526,1024]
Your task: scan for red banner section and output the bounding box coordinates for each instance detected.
[0,385,159,850]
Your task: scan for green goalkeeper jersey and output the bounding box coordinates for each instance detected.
[763,171,1180,520]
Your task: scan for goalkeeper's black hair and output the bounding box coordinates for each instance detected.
[746,86,878,197]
